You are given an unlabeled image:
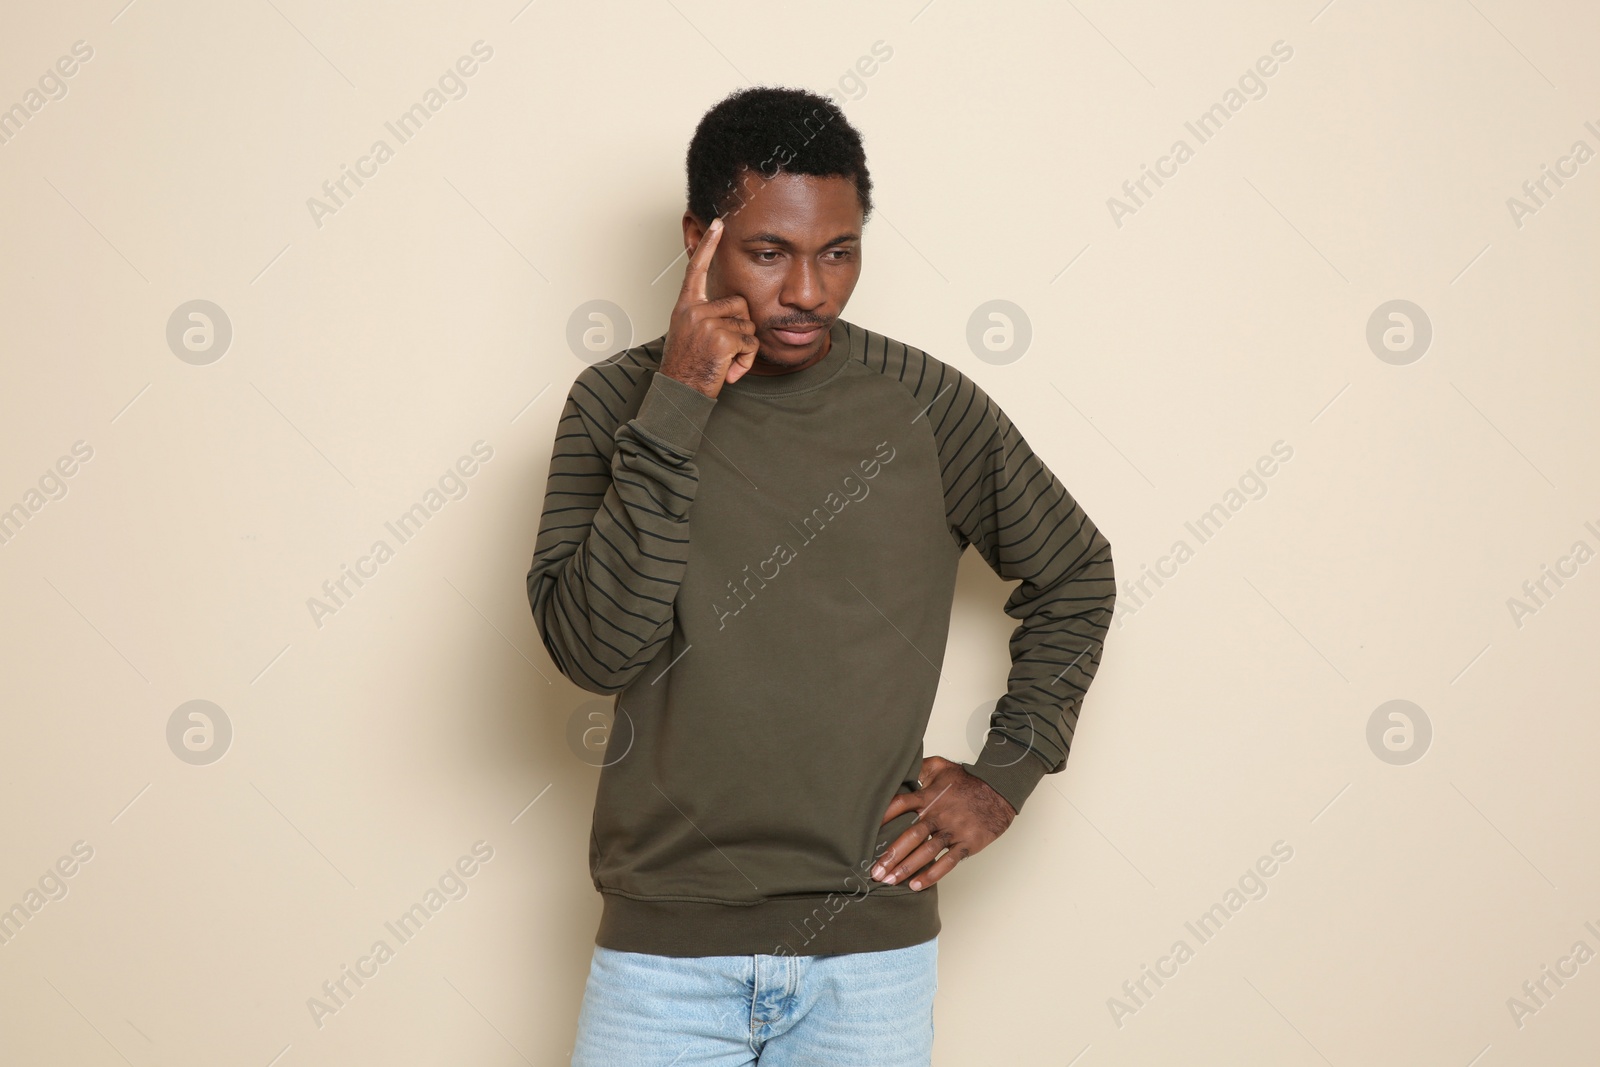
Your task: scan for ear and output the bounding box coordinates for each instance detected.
[682,211,707,255]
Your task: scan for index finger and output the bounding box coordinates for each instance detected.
[872,821,935,882]
[680,216,724,305]
[880,789,920,826]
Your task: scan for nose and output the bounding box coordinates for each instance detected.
[779,256,825,315]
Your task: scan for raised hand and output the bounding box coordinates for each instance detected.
[660,217,760,398]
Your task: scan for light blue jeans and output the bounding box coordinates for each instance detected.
[570,936,938,1065]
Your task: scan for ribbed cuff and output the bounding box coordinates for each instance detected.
[961,741,1051,816]
[633,371,717,455]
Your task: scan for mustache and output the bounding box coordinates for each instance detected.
[766,317,831,330]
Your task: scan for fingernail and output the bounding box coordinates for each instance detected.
[909,880,921,891]
[870,864,883,878]
[883,873,896,884]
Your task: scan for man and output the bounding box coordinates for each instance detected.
[529,86,1115,1065]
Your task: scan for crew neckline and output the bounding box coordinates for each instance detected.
[725,318,856,398]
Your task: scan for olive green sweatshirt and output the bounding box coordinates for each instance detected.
[527,318,1115,958]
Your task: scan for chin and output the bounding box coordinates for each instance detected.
[757,345,817,366]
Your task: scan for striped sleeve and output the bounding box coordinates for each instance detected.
[876,339,1116,815]
[526,360,717,694]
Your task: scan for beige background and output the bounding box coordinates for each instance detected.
[2,0,1597,1063]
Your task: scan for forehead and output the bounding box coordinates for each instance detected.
[724,171,862,238]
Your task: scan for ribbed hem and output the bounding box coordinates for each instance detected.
[633,371,717,454]
[595,884,940,958]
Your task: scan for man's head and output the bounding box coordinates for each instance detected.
[682,87,872,372]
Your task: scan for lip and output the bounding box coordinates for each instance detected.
[769,324,827,347]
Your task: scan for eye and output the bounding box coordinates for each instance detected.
[753,250,781,263]
[826,249,853,261]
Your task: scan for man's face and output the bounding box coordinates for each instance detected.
[683,171,863,372]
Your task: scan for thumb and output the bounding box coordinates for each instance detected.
[724,344,757,384]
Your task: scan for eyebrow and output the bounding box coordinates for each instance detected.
[741,232,860,248]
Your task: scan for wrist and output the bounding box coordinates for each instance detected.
[659,359,722,399]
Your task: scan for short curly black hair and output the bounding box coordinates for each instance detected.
[685,86,872,225]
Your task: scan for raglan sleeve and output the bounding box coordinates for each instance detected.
[526,367,717,694]
[940,369,1117,816]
